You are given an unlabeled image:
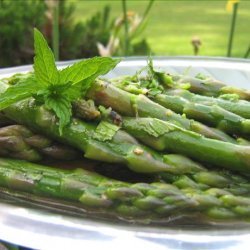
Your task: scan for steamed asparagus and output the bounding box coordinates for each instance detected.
[2,73,237,143]
[112,75,250,136]
[0,125,79,161]
[2,77,250,173]
[87,80,236,143]
[122,117,250,173]
[1,123,250,195]
[1,96,198,174]
[153,93,250,136]
[165,88,250,119]
[2,27,250,225]
[3,93,250,184]
[1,158,250,221]
[173,74,250,101]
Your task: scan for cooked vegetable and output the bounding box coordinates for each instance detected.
[3,90,250,175]
[1,123,250,195]
[153,93,250,136]
[173,74,250,101]
[2,71,237,143]
[165,88,250,119]
[2,95,200,174]
[122,117,250,173]
[111,74,250,136]
[0,125,79,161]
[87,80,236,143]
[1,158,250,221]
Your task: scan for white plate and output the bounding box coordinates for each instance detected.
[0,56,250,250]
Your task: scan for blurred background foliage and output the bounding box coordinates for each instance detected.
[0,0,249,67]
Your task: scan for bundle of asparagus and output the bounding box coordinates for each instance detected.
[1,29,250,224]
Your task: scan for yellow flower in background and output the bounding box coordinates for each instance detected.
[226,0,240,12]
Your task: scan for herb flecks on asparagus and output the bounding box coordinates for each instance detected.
[111,66,250,137]
[122,117,250,173]
[0,95,204,175]
[87,80,236,143]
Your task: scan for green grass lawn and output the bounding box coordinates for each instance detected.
[72,0,250,58]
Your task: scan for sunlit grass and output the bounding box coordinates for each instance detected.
[72,0,250,58]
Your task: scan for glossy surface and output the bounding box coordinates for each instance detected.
[0,56,250,250]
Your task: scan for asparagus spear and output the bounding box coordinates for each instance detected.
[87,80,236,143]
[2,73,236,143]
[2,76,250,174]
[3,86,250,188]
[2,95,200,174]
[153,93,250,137]
[172,74,250,101]
[1,81,250,196]
[164,88,250,119]
[159,156,250,196]
[1,116,250,195]
[1,122,250,195]
[111,78,250,137]
[4,85,248,181]
[116,63,250,118]
[122,117,250,174]
[1,157,250,221]
[0,76,239,174]
[123,58,250,101]
[0,125,79,161]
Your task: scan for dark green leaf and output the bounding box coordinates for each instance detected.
[44,96,72,134]
[34,28,59,86]
[0,75,45,110]
[93,121,120,141]
[44,81,82,103]
[56,81,82,102]
[123,118,175,138]
[60,57,120,95]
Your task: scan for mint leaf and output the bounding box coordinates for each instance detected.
[60,57,120,84]
[147,57,174,87]
[0,75,45,110]
[38,81,82,104]
[44,95,72,134]
[53,81,82,102]
[34,28,59,86]
[123,118,175,138]
[93,121,120,141]
[60,57,120,95]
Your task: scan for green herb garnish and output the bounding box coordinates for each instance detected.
[0,28,120,133]
[93,121,120,141]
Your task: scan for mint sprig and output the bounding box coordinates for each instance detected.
[34,28,59,86]
[0,28,120,134]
